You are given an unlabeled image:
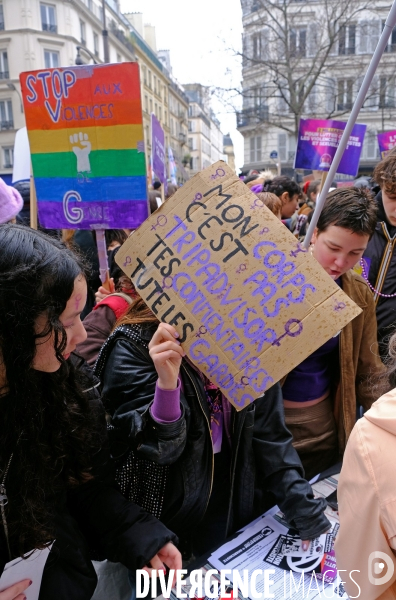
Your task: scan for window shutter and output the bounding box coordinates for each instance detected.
[364,76,379,109]
[325,78,336,113]
[250,137,256,163]
[369,20,381,52]
[278,133,287,161]
[359,21,369,53]
[256,136,262,161]
[307,28,318,57]
[308,83,317,113]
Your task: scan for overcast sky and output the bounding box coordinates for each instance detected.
[119,0,244,170]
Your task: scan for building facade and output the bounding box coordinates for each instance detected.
[124,13,171,182]
[238,0,396,178]
[184,83,225,176]
[0,0,137,181]
[223,133,236,172]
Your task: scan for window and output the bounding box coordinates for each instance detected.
[363,131,378,160]
[249,136,262,162]
[252,33,261,59]
[44,50,59,68]
[154,76,157,94]
[3,147,13,168]
[117,53,121,63]
[149,98,153,113]
[148,71,152,89]
[379,77,396,108]
[337,79,353,110]
[142,65,147,85]
[290,28,307,58]
[164,109,167,125]
[40,3,57,33]
[0,4,4,30]
[159,106,162,121]
[0,100,13,129]
[93,32,99,56]
[359,21,381,54]
[80,20,86,44]
[144,95,148,113]
[188,137,194,151]
[339,24,356,55]
[0,51,8,79]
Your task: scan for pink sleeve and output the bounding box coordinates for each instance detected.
[150,379,182,423]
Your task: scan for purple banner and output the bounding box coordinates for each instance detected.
[378,130,396,159]
[294,118,366,177]
[151,113,166,185]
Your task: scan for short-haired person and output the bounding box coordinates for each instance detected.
[362,147,396,358]
[283,188,386,480]
[335,334,396,599]
[256,192,283,219]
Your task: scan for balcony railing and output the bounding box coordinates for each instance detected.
[42,23,57,33]
[1,121,14,130]
[109,22,135,56]
[237,106,269,127]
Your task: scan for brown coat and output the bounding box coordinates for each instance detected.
[334,269,387,453]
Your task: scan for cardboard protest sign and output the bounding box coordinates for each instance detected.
[19,63,148,229]
[294,118,366,177]
[151,113,166,185]
[378,130,396,158]
[116,161,361,410]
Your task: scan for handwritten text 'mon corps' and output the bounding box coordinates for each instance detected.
[129,184,317,405]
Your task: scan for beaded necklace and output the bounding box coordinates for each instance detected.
[360,258,396,298]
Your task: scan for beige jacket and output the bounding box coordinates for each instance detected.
[335,389,396,599]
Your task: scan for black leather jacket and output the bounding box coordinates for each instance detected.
[0,356,177,600]
[364,192,396,357]
[98,324,330,541]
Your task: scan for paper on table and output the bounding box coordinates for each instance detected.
[0,544,53,600]
[208,515,346,599]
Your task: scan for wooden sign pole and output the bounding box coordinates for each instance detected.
[30,170,38,230]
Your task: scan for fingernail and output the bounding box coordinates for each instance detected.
[29,580,33,586]
[174,332,180,338]
[302,542,309,551]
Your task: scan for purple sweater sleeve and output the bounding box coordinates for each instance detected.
[150,380,182,423]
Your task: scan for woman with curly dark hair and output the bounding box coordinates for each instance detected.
[0,224,180,600]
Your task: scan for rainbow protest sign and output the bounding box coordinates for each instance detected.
[20,63,148,229]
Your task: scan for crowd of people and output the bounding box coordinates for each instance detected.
[1,149,396,599]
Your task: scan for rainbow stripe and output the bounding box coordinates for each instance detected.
[20,63,148,229]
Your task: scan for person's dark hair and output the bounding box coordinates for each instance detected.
[316,187,377,237]
[373,147,396,195]
[0,224,98,555]
[153,180,161,190]
[263,176,301,199]
[307,180,320,198]
[244,174,259,185]
[104,229,128,248]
